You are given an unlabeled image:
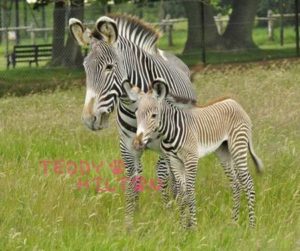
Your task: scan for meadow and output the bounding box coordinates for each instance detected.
[0,61,299,250]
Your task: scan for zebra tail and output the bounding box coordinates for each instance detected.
[248,138,264,174]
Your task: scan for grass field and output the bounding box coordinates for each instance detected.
[0,62,299,250]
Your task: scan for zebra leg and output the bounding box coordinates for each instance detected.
[215,142,241,222]
[229,134,256,227]
[168,154,188,228]
[120,138,143,230]
[156,155,178,208]
[185,155,198,229]
[156,156,171,207]
[170,169,178,200]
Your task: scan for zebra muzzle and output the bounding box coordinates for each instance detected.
[133,133,146,151]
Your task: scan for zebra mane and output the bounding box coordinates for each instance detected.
[196,96,231,108]
[109,14,160,53]
[167,94,197,107]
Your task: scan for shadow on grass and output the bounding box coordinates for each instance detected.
[178,47,298,66]
[0,67,85,98]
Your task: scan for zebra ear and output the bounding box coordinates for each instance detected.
[152,78,169,101]
[122,81,140,101]
[69,18,91,46]
[96,16,118,44]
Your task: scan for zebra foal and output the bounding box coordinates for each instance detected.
[124,79,263,228]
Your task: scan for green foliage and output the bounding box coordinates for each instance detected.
[257,0,296,16]
[31,0,52,11]
[210,0,232,15]
[209,0,298,16]
[162,0,185,18]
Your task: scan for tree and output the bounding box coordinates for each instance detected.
[183,1,220,52]
[63,0,84,68]
[1,0,13,44]
[183,0,259,53]
[223,0,259,49]
[51,0,84,67]
[52,0,66,66]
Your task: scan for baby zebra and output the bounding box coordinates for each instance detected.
[123,79,263,228]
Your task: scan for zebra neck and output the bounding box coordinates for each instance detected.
[158,101,183,141]
[118,96,136,117]
[117,37,153,92]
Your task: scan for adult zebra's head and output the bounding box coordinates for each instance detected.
[69,17,125,130]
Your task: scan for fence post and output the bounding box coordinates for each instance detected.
[15,0,20,44]
[30,23,35,44]
[5,26,9,61]
[267,10,274,41]
[200,1,206,64]
[280,0,285,46]
[165,14,173,47]
[42,4,47,41]
[295,0,300,56]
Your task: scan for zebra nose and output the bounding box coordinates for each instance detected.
[133,133,145,151]
[82,114,97,130]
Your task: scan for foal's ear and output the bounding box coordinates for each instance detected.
[69,18,91,46]
[95,16,118,44]
[152,78,169,101]
[122,81,140,101]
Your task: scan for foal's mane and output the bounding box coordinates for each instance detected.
[108,14,160,53]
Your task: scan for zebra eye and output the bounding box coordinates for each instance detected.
[151,113,157,119]
[106,64,114,71]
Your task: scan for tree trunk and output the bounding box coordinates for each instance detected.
[52,0,66,66]
[222,0,259,49]
[183,1,221,54]
[63,0,84,68]
[183,0,260,53]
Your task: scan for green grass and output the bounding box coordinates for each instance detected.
[0,68,84,97]
[0,62,299,250]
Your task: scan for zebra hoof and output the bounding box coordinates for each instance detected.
[186,221,197,231]
[165,200,175,209]
[125,222,134,233]
[125,217,134,233]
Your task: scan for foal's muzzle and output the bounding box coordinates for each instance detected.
[132,133,151,151]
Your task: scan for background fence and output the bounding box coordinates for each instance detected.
[0,0,299,72]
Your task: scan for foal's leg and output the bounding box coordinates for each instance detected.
[216,142,241,222]
[185,155,198,228]
[168,155,188,228]
[229,132,256,227]
[156,156,171,207]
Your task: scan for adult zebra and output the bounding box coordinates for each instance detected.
[69,14,196,227]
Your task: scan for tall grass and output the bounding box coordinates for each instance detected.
[0,62,299,250]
